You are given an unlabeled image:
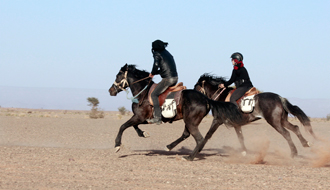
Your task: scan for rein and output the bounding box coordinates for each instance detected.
[198,80,226,101]
[131,76,151,85]
[211,87,226,101]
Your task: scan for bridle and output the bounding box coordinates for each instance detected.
[197,80,226,101]
[112,70,151,103]
[197,80,206,95]
[113,71,129,92]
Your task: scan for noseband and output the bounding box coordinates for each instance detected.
[113,71,129,92]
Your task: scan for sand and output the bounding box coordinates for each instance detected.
[0,108,330,189]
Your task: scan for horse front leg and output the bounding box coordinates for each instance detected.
[234,126,248,156]
[114,115,142,153]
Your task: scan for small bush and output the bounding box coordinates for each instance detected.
[326,114,330,121]
[89,108,104,119]
[118,106,128,115]
[87,97,104,119]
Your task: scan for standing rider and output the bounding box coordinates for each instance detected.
[148,40,178,125]
[219,52,253,107]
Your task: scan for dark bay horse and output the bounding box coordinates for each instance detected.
[108,64,244,161]
[194,73,317,157]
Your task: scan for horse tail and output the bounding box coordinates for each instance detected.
[280,97,310,125]
[208,99,245,127]
[280,97,316,137]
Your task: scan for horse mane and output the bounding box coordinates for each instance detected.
[123,64,150,79]
[198,73,226,86]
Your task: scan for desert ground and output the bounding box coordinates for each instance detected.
[0,107,330,190]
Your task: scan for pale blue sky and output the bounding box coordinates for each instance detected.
[1,0,329,102]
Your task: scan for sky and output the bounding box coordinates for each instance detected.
[1,1,330,111]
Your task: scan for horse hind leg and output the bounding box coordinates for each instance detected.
[268,120,298,158]
[165,127,190,151]
[133,125,150,138]
[282,120,311,147]
[197,119,222,153]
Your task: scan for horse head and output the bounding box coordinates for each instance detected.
[109,64,130,96]
[109,64,151,96]
[194,73,226,98]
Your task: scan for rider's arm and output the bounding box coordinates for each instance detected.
[224,69,236,87]
[151,53,161,75]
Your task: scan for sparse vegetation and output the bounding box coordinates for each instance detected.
[118,106,129,115]
[327,114,330,121]
[87,97,104,119]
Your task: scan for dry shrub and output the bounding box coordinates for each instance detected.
[89,108,104,119]
[118,106,129,115]
[326,114,330,121]
[87,97,104,119]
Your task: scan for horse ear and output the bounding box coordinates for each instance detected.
[121,63,128,71]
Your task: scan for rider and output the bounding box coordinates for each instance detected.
[219,52,253,107]
[148,40,178,125]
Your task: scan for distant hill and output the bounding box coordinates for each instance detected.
[0,86,132,112]
[0,86,329,118]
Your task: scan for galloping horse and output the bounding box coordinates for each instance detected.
[108,64,244,160]
[194,74,317,157]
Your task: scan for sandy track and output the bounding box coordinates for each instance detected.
[0,109,330,189]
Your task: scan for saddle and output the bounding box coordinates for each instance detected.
[225,87,259,103]
[148,82,187,106]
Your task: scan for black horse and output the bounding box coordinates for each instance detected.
[193,73,317,157]
[108,64,244,161]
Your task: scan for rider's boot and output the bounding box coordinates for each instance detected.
[147,116,162,125]
[147,107,162,125]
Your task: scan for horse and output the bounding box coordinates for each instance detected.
[193,73,317,158]
[108,64,244,161]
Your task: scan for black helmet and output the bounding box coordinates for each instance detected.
[152,40,168,52]
[230,52,243,62]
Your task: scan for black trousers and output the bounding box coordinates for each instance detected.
[230,86,252,107]
[151,77,178,118]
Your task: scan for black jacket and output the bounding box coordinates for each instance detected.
[224,67,253,88]
[151,50,178,78]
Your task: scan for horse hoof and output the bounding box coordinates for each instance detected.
[182,156,193,161]
[164,146,170,151]
[143,131,150,138]
[307,141,312,147]
[241,151,247,157]
[115,146,121,153]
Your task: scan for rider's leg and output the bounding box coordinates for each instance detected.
[149,77,178,124]
[230,86,251,107]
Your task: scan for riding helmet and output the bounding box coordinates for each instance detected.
[230,52,243,62]
[152,40,168,52]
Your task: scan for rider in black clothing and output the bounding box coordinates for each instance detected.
[219,52,253,107]
[148,40,178,124]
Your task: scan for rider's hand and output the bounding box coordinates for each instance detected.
[149,73,154,78]
[219,84,225,88]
